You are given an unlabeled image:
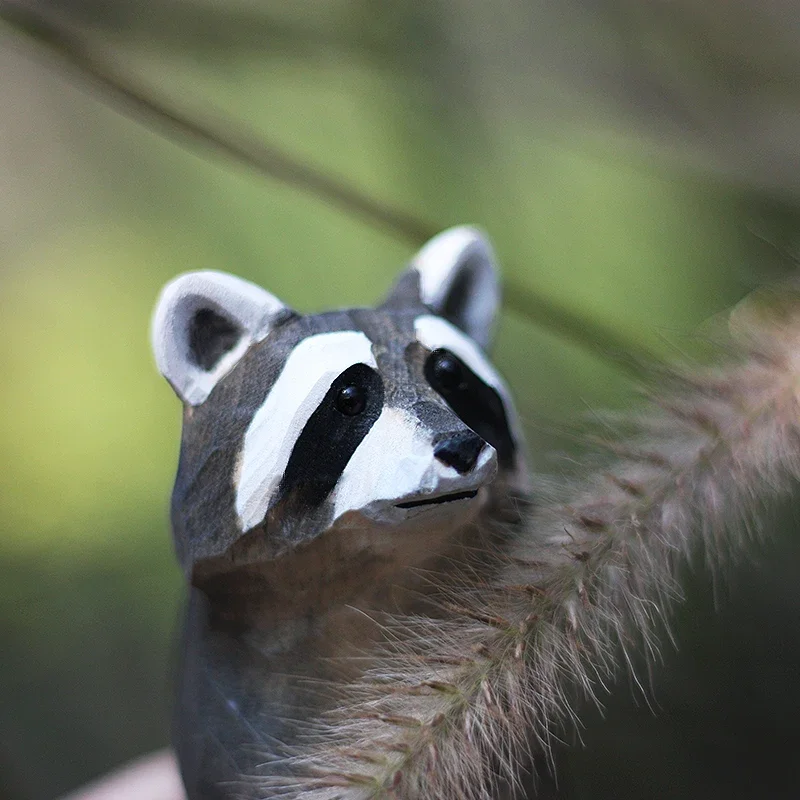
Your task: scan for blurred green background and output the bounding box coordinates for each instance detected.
[1,2,800,798]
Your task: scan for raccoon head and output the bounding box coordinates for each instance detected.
[152,227,526,572]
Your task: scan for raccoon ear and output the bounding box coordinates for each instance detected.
[151,270,289,405]
[406,226,500,349]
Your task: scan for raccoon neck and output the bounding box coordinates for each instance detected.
[174,514,493,800]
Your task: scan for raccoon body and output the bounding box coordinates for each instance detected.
[151,227,527,798]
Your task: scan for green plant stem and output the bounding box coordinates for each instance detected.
[0,0,659,375]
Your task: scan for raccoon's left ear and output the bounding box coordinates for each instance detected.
[385,226,500,349]
[151,270,289,405]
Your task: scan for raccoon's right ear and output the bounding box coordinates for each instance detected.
[151,270,289,405]
[383,226,500,350]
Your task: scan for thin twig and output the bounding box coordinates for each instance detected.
[0,0,437,245]
[0,0,660,374]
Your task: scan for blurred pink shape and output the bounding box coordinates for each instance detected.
[60,750,185,800]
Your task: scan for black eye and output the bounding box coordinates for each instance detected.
[429,350,465,392]
[424,347,517,469]
[335,384,367,416]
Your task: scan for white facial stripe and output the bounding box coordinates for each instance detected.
[235,331,377,531]
[334,408,429,518]
[333,406,496,520]
[414,315,508,396]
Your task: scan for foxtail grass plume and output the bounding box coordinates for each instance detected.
[259,284,800,799]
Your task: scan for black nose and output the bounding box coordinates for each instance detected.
[434,431,485,474]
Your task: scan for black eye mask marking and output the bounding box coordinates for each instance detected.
[276,362,384,510]
[424,348,516,468]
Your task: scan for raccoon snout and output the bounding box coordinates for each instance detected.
[433,431,485,474]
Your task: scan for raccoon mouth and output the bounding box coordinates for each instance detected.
[396,490,478,509]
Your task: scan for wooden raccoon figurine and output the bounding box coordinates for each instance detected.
[151,227,528,799]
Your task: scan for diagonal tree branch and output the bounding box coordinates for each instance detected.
[0,0,660,373]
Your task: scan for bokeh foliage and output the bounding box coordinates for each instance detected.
[1,2,799,798]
